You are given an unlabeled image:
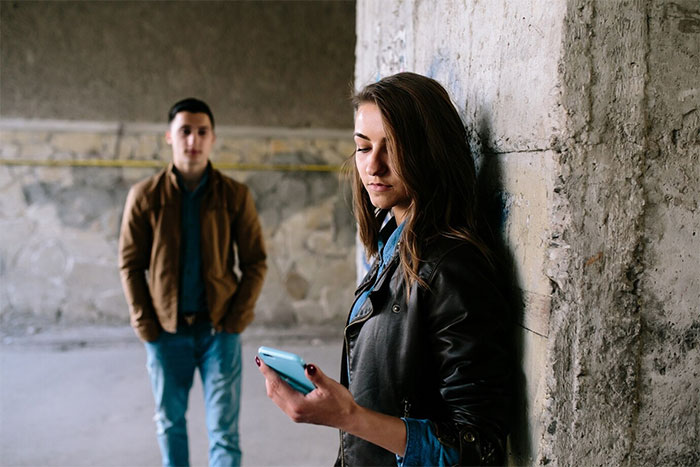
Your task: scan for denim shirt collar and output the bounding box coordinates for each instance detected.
[348,217,405,324]
[379,217,404,269]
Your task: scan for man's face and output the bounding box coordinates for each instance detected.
[166,111,215,177]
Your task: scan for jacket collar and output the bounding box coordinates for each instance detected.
[166,161,214,192]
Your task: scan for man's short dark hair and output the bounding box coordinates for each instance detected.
[168,98,215,128]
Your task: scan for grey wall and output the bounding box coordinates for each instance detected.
[355,0,698,465]
[1,0,355,128]
[543,2,699,465]
[0,1,357,334]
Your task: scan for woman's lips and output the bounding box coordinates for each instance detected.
[367,183,391,192]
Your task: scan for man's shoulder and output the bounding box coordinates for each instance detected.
[209,167,251,196]
[126,168,170,208]
[211,167,248,190]
[129,168,168,192]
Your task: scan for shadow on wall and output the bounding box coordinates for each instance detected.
[472,115,529,463]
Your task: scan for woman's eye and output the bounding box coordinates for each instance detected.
[356,147,370,153]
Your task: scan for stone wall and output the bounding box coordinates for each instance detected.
[0,120,356,334]
[356,0,698,465]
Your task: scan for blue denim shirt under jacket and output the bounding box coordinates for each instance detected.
[175,168,209,315]
[349,219,459,466]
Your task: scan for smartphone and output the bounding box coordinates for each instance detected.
[257,346,316,394]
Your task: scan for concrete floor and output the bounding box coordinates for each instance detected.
[0,325,344,467]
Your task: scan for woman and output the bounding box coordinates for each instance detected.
[257,72,512,466]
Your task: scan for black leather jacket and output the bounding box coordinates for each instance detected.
[337,224,512,466]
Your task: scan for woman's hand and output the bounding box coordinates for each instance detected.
[255,356,358,429]
[255,356,407,456]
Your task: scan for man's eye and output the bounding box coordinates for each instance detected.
[182,129,191,135]
[198,130,208,136]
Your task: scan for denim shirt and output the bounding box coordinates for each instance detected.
[176,169,209,314]
[349,220,460,466]
[349,220,404,322]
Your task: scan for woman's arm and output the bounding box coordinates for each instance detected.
[256,357,408,456]
[422,244,513,464]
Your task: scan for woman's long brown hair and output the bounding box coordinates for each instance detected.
[349,72,489,289]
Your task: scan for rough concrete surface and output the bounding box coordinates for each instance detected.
[0,1,355,128]
[356,0,699,465]
[0,325,343,467]
[538,1,700,465]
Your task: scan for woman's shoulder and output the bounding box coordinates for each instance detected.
[419,236,494,284]
[418,237,511,325]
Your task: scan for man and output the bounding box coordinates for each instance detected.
[119,98,267,467]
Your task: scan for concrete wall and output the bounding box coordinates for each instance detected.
[356,0,698,465]
[636,2,699,463]
[541,1,699,465]
[0,122,357,334]
[0,1,357,334]
[1,1,354,128]
[357,0,564,462]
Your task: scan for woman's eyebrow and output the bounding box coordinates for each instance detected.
[353,133,386,145]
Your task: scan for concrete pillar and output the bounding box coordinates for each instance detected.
[355,0,699,464]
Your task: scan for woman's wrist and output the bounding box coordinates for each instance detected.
[341,405,407,456]
[336,400,362,433]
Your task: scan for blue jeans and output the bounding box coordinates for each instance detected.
[145,321,242,467]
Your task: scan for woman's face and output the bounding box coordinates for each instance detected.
[354,103,411,224]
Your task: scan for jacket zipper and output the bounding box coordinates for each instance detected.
[341,252,401,464]
[342,308,374,383]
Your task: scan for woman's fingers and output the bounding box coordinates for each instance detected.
[256,357,357,428]
[256,356,301,404]
[304,363,324,386]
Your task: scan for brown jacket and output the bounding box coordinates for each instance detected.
[118,163,267,342]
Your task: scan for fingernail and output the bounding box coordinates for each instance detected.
[255,356,261,367]
[307,364,316,376]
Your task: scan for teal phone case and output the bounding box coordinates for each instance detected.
[258,346,315,394]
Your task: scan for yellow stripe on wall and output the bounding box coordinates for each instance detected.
[0,158,342,172]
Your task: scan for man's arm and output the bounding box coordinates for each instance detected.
[227,186,267,333]
[118,186,160,342]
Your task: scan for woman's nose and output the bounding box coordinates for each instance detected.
[365,150,387,176]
